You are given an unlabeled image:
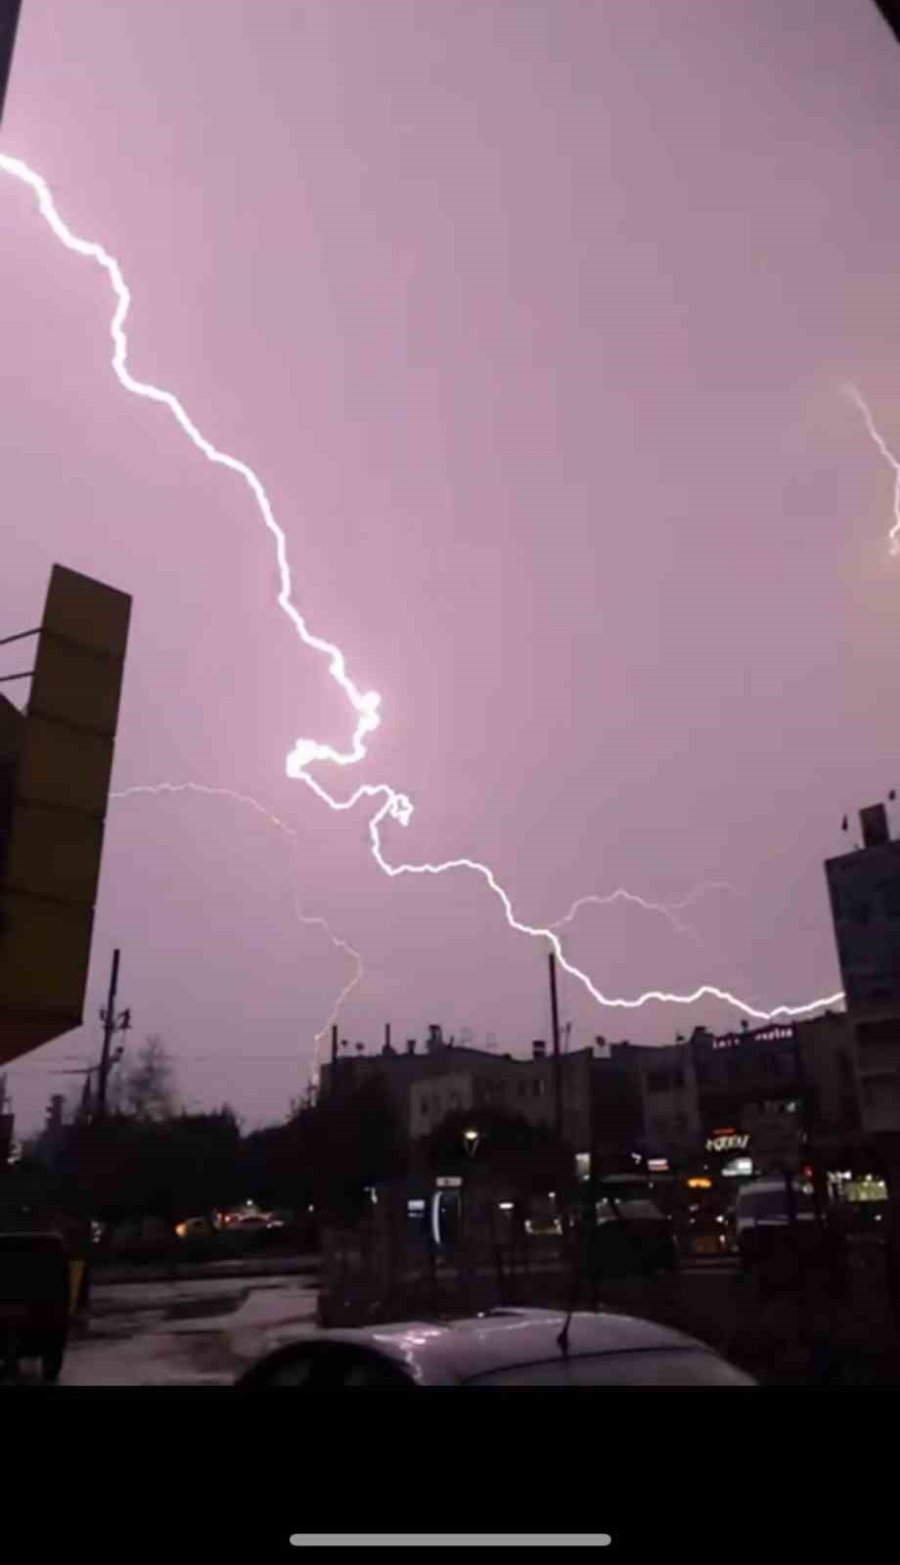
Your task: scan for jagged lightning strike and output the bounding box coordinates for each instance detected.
[845,383,900,555]
[111,783,363,1079]
[549,883,742,946]
[113,783,738,1062]
[0,151,844,1025]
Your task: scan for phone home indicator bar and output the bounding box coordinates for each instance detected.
[289,1537,612,1549]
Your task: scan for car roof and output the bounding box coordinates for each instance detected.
[737,1179,809,1196]
[301,1308,717,1386]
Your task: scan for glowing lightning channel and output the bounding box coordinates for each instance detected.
[1,151,844,1025]
[844,383,900,555]
[0,152,383,778]
[549,883,743,944]
[111,783,363,1081]
[363,799,841,1020]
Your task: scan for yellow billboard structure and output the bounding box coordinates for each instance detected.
[0,565,131,1066]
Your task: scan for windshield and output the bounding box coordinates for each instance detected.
[596,1198,663,1222]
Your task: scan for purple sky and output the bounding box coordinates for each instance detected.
[3,1,900,1134]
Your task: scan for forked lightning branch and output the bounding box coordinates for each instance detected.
[0,151,854,1031]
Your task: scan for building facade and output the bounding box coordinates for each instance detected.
[825,802,900,1137]
[319,1010,863,1182]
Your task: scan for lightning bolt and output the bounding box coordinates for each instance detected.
[844,383,900,555]
[549,882,743,944]
[110,783,363,1081]
[1,151,844,1026]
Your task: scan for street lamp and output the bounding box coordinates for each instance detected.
[463,1127,481,1158]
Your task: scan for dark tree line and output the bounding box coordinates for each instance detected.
[1,1039,567,1237]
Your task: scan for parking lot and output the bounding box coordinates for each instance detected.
[59,1273,321,1385]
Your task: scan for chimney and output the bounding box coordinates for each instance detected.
[406,1039,416,1056]
[860,803,890,849]
[532,1039,546,1060]
[426,1024,443,1055]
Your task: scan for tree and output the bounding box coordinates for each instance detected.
[422,1106,564,1190]
[112,1035,178,1121]
[292,1076,409,1224]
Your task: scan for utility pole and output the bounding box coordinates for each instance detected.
[548,950,563,1147]
[96,948,121,1121]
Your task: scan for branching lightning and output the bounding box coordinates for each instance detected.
[549,883,742,945]
[1,151,845,1029]
[111,783,363,1080]
[845,383,900,555]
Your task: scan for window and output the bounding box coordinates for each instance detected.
[672,1069,685,1090]
[466,1350,754,1388]
[518,1082,526,1098]
[881,878,900,920]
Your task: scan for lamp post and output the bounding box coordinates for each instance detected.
[462,1127,481,1159]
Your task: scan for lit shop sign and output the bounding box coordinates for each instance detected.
[647,1159,669,1174]
[722,1157,753,1179]
[436,1176,462,1189]
[705,1131,750,1154]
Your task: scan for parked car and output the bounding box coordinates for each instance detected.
[591,1177,678,1276]
[236,1307,755,1388]
[734,1177,817,1270]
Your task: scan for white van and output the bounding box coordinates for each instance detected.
[734,1177,816,1268]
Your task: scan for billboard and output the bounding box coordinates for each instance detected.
[0,1,22,125]
[0,564,131,1065]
